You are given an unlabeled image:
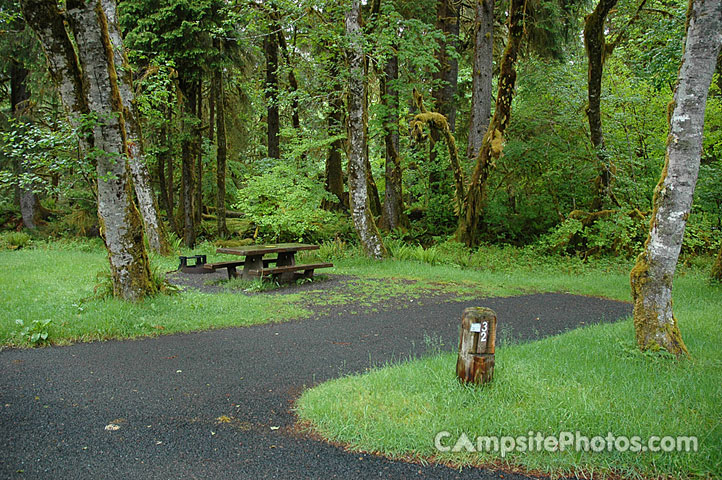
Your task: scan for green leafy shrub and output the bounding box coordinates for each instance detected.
[536,218,584,254]
[233,165,351,243]
[536,210,647,257]
[681,213,721,255]
[60,208,98,237]
[1,231,32,250]
[13,319,53,345]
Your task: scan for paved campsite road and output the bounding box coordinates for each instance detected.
[1,292,631,479]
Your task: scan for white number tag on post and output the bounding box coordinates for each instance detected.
[470,323,481,333]
[480,321,488,342]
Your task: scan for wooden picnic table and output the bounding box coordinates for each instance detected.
[207,243,332,281]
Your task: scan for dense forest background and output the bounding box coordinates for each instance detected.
[1,0,720,258]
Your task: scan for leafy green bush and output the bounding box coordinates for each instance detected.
[536,210,647,257]
[1,231,32,250]
[233,165,351,243]
[13,319,53,345]
[60,208,98,237]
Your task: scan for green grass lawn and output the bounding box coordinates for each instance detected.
[0,244,310,346]
[2,241,719,478]
[0,240,641,347]
[296,264,722,479]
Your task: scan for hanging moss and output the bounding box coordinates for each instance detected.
[455,0,525,247]
[409,93,466,216]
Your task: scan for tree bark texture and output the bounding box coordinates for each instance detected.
[411,89,465,217]
[276,24,301,132]
[467,0,494,159]
[264,23,280,159]
[214,39,228,238]
[379,52,407,231]
[157,101,179,236]
[345,0,385,259]
[456,307,496,385]
[322,59,347,211]
[10,58,43,230]
[179,74,197,247]
[584,0,620,212]
[455,0,525,247]
[20,0,87,117]
[23,0,154,300]
[195,80,203,227]
[432,0,460,132]
[629,0,721,356]
[193,79,203,228]
[102,0,169,254]
[429,0,460,193]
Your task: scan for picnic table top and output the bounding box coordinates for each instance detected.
[216,243,320,257]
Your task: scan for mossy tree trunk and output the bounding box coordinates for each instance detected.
[322,55,348,211]
[467,0,494,160]
[411,89,465,217]
[455,0,525,247]
[214,38,228,239]
[379,50,407,232]
[23,0,155,300]
[275,18,301,132]
[102,0,170,255]
[430,0,460,193]
[10,55,43,230]
[584,0,621,212]
[264,20,280,160]
[346,0,385,259]
[194,80,203,227]
[157,103,180,237]
[179,74,197,248]
[630,0,721,356]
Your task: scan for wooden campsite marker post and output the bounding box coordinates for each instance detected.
[456,307,497,385]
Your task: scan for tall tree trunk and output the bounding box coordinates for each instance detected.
[23,0,154,300]
[322,57,347,211]
[364,145,383,217]
[276,26,301,131]
[208,75,215,144]
[157,105,179,237]
[346,0,385,259]
[214,39,228,238]
[584,0,621,212]
[630,0,721,356]
[411,89,465,217]
[432,0,460,131]
[165,94,179,237]
[429,0,460,194]
[102,0,169,254]
[179,75,196,247]
[467,0,494,159]
[156,125,170,227]
[11,58,43,230]
[195,80,203,227]
[455,0,525,247]
[264,22,280,159]
[380,51,407,231]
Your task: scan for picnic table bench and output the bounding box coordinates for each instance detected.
[204,243,332,282]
